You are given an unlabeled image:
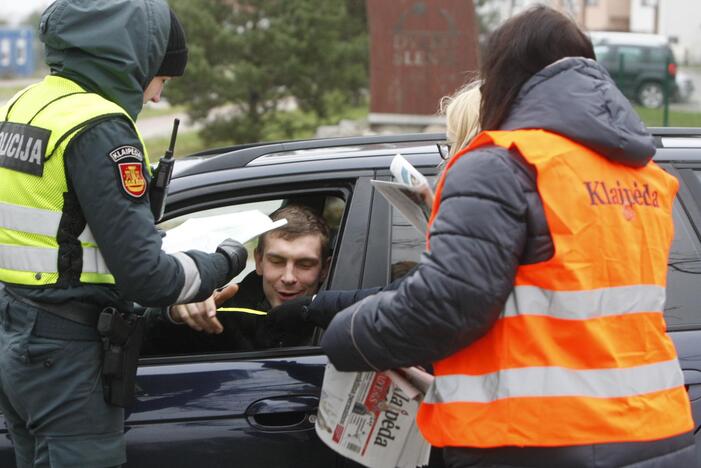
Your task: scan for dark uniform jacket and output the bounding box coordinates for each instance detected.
[9,0,230,311]
[145,272,315,355]
[321,57,695,467]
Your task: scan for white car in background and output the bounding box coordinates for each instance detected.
[674,71,695,103]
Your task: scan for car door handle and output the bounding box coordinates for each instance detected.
[245,395,319,432]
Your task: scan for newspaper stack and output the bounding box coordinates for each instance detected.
[315,363,433,468]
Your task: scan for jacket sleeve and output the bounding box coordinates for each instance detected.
[321,148,529,371]
[312,264,415,315]
[65,118,231,307]
[312,287,383,314]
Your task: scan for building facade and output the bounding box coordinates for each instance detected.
[630,0,701,65]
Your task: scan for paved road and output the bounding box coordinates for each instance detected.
[0,79,195,138]
[135,111,200,139]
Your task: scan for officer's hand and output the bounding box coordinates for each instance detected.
[169,284,239,334]
[216,238,248,279]
[267,296,314,331]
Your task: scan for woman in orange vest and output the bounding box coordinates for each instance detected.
[321,5,695,467]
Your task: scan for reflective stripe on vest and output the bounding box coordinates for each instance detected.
[425,359,683,403]
[0,200,98,244]
[417,129,693,448]
[503,284,666,319]
[0,244,110,276]
[0,76,149,286]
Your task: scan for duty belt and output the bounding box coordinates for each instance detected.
[3,286,101,328]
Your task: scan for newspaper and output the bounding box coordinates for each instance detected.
[370,154,434,234]
[316,364,433,468]
[160,209,287,253]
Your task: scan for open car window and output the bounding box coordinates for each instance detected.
[143,193,346,357]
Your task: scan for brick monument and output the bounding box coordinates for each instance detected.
[366,0,479,130]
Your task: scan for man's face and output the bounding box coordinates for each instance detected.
[143,76,171,104]
[255,233,329,308]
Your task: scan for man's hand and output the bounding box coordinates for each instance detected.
[169,283,239,334]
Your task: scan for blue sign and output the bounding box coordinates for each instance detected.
[0,28,35,77]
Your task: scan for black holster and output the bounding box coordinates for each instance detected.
[97,307,145,408]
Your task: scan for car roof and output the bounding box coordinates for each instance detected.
[173,133,447,179]
[169,128,701,195]
[589,31,669,47]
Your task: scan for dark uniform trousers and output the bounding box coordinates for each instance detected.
[0,290,124,467]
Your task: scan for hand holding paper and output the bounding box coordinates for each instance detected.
[390,154,434,208]
[390,154,430,189]
[371,155,435,234]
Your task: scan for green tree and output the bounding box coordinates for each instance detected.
[475,0,501,39]
[167,0,368,145]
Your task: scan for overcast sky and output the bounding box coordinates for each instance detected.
[1,0,54,26]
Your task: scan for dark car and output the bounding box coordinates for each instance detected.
[591,31,678,108]
[2,130,701,466]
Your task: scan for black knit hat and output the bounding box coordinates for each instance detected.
[157,9,188,77]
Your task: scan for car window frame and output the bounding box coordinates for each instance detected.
[660,163,701,331]
[365,166,440,287]
[668,163,701,236]
[141,180,361,365]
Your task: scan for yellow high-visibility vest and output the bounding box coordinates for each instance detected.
[0,75,150,286]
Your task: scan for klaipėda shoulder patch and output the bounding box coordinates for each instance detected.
[118,162,147,198]
[107,145,147,199]
[109,145,143,162]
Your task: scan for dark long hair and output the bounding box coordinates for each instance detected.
[479,6,595,130]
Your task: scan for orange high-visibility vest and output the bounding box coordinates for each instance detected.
[418,129,693,448]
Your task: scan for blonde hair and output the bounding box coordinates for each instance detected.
[440,81,482,158]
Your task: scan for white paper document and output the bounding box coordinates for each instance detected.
[372,154,434,234]
[160,209,287,253]
[371,180,430,234]
[316,364,433,468]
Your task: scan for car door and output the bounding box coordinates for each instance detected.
[121,178,374,467]
[362,163,439,288]
[665,164,701,465]
[0,173,377,467]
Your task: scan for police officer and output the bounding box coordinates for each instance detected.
[0,1,246,466]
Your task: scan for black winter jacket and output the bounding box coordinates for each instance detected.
[145,272,316,355]
[321,57,695,467]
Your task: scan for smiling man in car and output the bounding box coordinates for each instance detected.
[150,204,331,353]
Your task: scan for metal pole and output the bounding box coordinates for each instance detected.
[663,54,670,127]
